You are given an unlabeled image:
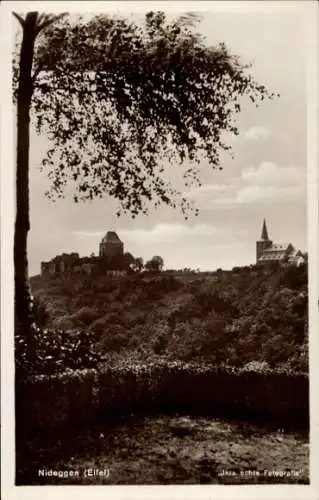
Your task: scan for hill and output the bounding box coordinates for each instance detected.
[29,264,308,373]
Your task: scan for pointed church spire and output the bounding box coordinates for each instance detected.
[261,218,269,240]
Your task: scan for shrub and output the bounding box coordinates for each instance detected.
[70,307,100,327]
[54,315,75,330]
[15,325,105,378]
[242,360,271,373]
[97,325,129,353]
[16,361,309,435]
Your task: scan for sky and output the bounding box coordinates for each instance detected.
[24,8,309,275]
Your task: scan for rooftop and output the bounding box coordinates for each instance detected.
[101,231,122,243]
[264,243,292,252]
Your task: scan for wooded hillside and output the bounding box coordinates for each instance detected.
[29,264,308,373]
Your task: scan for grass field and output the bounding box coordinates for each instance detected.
[17,414,309,485]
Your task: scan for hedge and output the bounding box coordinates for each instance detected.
[15,362,309,435]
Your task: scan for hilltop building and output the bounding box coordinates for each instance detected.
[41,231,127,276]
[256,219,306,266]
[99,231,124,259]
[41,253,80,275]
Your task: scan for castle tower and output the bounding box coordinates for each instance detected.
[256,218,272,262]
[99,231,124,259]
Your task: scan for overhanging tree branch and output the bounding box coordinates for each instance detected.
[35,13,67,35]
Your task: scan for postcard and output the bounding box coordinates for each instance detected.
[1,1,318,499]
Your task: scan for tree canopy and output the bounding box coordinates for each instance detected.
[12,11,277,350]
[14,11,276,218]
[145,255,165,272]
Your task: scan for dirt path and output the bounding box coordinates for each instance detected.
[17,414,309,485]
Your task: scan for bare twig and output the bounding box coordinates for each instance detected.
[13,12,25,27]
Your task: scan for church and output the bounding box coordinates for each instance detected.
[256,219,306,266]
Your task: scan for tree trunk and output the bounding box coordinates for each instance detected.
[14,12,38,361]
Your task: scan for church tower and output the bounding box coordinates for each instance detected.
[256,218,272,262]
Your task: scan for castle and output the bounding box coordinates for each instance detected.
[41,231,133,276]
[256,219,305,266]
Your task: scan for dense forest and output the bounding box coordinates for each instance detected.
[27,263,308,374]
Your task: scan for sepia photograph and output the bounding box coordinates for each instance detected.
[1,0,318,498]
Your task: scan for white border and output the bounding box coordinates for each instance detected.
[306,0,319,490]
[1,1,318,500]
